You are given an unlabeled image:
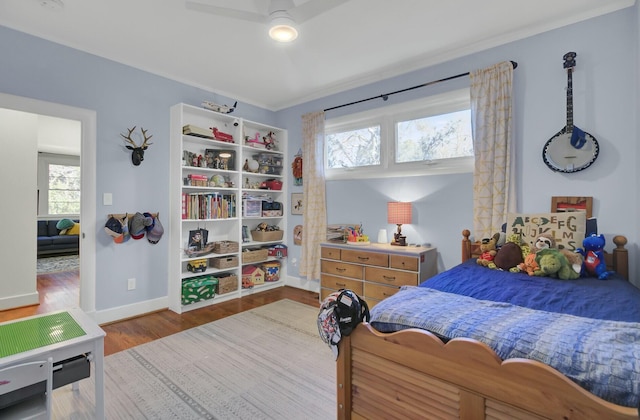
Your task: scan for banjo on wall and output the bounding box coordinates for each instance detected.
[542,51,599,173]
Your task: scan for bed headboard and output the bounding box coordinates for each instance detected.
[461,229,629,281]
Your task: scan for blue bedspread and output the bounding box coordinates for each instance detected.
[420,259,640,322]
[370,286,640,408]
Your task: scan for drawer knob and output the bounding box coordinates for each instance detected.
[357,256,370,261]
[383,275,396,281]
[336,282,346,287]
[335,267,346,273]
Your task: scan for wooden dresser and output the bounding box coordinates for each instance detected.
[320,243,437,306]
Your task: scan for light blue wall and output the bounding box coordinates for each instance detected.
[0,25,276,313]
[279,6,639,284]
[0,4,637,318]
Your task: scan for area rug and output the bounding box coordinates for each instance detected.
[52,299,336,419]
[36,254,79,274]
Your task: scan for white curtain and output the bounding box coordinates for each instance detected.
[470,61,515,240]
[299,111,327,280]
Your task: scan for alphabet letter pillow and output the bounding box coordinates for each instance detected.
[506,212,586,251]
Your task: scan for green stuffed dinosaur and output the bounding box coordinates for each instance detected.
[534,248,581,280]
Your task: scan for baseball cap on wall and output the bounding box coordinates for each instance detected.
[104,216,124,243]
[129,212,153,240]
[116,215,131,243]
[146,214,164,244]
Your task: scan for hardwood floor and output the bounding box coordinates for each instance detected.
[0,270,320,356]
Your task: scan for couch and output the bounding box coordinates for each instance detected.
[37,219,80,257]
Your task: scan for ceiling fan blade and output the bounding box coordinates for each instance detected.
[288,0,348,23]
[185,1,267,23]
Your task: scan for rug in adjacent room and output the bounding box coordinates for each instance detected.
[36,255,80,274]
[52,299,336,419]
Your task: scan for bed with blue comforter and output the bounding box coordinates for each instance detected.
[336,233,640,420]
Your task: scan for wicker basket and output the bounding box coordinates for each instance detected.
[217,274,238,294]
[242,248,269,264]
[251,230,284,242]
[211,255,238,269]
[213,241,239,254]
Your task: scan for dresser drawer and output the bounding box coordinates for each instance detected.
[365,282,401,301]
[321,247,341,260]
[320,274,363,294]
[321,260,363,279]
[365,267,418,287]
[390,254,419,271]
[341,249,388,267]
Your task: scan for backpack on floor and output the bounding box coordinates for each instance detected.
[317,289,370,359]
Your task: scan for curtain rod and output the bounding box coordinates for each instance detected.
[324,61,518,112]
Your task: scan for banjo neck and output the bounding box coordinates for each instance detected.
[563,51,576,132]
[566,67,573,131]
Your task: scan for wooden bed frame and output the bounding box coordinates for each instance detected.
[336,231,636,419]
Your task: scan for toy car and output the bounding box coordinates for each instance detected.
[187,259,208,273]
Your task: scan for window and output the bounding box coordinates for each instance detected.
[38,153,80,216]
[325,88,472,179]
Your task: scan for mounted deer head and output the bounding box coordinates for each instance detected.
[121,126,153,166]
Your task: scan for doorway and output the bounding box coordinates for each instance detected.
[0,92,97,314]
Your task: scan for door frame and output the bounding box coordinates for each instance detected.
[0,92,97,315]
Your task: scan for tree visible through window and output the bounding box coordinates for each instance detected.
[324,88,473,179]
[326,126,381,169]
[396,110,472,163]
[48,164,80,214]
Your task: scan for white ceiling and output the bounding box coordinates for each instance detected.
[0,0,635,111]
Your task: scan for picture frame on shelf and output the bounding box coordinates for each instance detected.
[550,196,593,218]
[242,225,250,243]
[291,193,303,215]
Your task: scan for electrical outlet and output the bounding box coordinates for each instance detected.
[127,278,136,290]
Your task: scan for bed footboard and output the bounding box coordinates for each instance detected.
[337,323,637,420]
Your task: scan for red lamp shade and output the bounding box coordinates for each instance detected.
[387,202,412,225]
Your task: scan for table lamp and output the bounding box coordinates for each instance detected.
[387,202,412,246]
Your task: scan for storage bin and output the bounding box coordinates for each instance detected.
[261,261,281,282]
[242,248,269,263]
[211,255,238,269]
[213,241,239,254]
[217,274,238,294]
[251,230,284,242]
[242,265,265,286]
[181,276,218,305]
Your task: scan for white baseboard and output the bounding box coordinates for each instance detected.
[96,296,169,325]
[94,278,318,325]
[0,292,39,311]
[285,275,320,293]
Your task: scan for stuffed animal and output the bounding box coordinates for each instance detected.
[559,249,583,277]
[476,237,497,268]
[576,234,613,280]
[534,248,580,280]
[494,233,524,271]
[514,233,552,275]
[516,252,540,275]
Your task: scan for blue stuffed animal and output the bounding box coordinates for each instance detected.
[576,234,613,280]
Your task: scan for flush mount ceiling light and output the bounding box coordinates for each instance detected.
[34,0,64,10]
[268,10,298,43]
[186,0,348,43]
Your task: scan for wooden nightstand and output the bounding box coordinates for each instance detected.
[320,243,437,306]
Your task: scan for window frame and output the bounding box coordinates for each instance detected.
[324,88,473,180]
[37,152,81,217]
